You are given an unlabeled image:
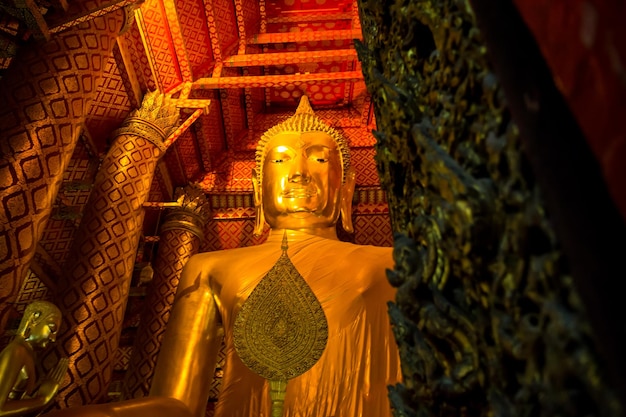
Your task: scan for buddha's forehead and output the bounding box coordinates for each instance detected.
[41,312,61,323]
[266,131,338,151]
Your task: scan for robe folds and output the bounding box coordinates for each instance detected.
[206,231,402,417]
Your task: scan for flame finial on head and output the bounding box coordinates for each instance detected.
[295,95,315,115]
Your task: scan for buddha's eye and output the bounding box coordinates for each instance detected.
[268,149,292,164]
[306,145,330,164]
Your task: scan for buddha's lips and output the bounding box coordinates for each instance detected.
[283,189,314,198]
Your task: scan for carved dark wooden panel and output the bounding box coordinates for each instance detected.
[357,0,622,415]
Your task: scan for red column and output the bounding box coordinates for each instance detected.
[45,92,181,407]
[0,10,125,332]
[122,187,209,399]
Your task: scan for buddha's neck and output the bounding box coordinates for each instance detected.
[15,336,35,354]
[267,227,339,242]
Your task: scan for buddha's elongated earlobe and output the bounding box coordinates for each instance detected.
[20,315,34,339]
[252,169,265,237]
[340,168,356,233]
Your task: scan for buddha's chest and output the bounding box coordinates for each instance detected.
[213,256,375,336]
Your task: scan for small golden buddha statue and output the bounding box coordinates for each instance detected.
[44,96,401,417]
[0,301,68,417]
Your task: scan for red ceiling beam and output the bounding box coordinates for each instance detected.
[266,12,351,23]
[234,0,247,53]
[162,0,193,81]
[47,0,137,35]
[223,49,358,67]
[193,71,363,89]
[203,0,223,60]
[249,29,362,44]
[259,0,267,33]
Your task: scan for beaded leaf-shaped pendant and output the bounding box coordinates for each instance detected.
[233,235,328,381]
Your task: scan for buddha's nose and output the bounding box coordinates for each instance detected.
[288,154,311,184]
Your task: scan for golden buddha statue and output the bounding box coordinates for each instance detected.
[0,301,68,416]
[44,96,401,417]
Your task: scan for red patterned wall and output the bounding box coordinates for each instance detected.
[123,24,157,92]
[212,0,240,58]
[173,128,203,183]
[85,56,133,153]
[139,0,182,91]
[195,94,227,169]
[241,0,261,42]
[265,0,353,15]
[176,0,214,77]
[202,219,268,251]
[221,87,247,150]
[162,143,187,186]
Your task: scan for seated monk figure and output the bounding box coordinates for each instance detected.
[45,96,401,417]
[0,301,68,417]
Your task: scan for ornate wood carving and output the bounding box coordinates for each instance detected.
[357,0,622,415]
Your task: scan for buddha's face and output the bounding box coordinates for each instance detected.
[261,131,343,229]
[27,313,61,349]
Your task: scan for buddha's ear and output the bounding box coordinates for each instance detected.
[21,314,36,338]
[340,167,356,233]
[252,169,265,237]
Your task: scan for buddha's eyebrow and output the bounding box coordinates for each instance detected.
[306,144,330,153]
[269,145,294,153]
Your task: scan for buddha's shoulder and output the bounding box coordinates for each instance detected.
[0,340,32,362]
[185,244,281,267]
[312,240,394,270]
[330,239,392,255]
[185,239,393,270]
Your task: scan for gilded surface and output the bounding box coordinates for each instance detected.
[159,186,212,239]
[148,98,400,417]
[357,0,622,415]
[39,98,400,417]
[0,301,67,416]
[252,96,355,236]
[112,91,180,152]
[234,236,328,417]
[233,238,328,380]
[122,187,208,399]
[254,96,351,185]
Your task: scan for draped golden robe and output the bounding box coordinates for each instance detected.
[204,231,402,417]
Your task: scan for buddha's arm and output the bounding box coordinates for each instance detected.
[0,343,46,417]
[150,255,221,417]
[1,377,65,417]
[0,344,22,413]
[42,257,219,417]
[0,394,49,417]
[43,397,192,417]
